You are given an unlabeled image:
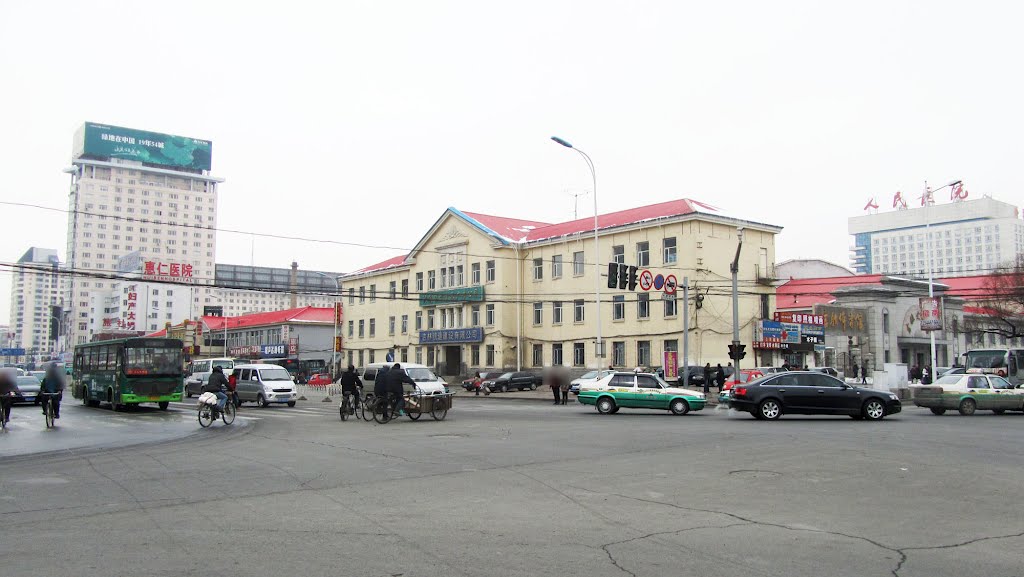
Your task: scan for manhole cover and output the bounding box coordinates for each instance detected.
[430,434,468,439]
[729,470,781,479]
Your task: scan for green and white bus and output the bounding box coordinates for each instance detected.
[72,337,185,410]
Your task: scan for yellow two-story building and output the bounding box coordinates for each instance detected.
[339,198,782,379]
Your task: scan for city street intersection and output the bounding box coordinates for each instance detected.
[1,395,1021,577]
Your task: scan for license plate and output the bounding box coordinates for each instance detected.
[23,396,35,402]
[148,396,161,401]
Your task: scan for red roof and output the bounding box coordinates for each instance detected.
[520,198,720,242]
[461,211,551,242]
[203,306,334,331]
[937,275,1002,301]
[352,254,408,274]
[776,275,885,310]
[145,329,167,337]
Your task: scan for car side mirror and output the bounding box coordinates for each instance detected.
[840,383,850,390]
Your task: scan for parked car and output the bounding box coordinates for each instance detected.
[13,375,41,404]
[570,370,613,395]
[577,372,706,415]
[718,369,765,404]
[728,371,901,420]
[756,366,788,374]
[676,366,706,387]
[462,371,501,391]
[230,364,297,407]
[483,371,542,392]
[912,373,1023,415]
[307,373,332,386]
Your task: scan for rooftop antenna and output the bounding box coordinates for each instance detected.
[570,188,591,219]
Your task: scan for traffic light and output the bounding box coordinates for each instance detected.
[695,293,704,309]
[728,344,747,361]
[618,264,628,289]
[627,266,638,291]
[607,263,618,289]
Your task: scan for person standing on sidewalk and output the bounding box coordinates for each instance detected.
[703,363,712,395]
[545,367,560,405]
[558,365,571,405]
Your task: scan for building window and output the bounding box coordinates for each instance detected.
[532,344,543,367]
[427,347,435,366]
[637,341,651,367]
[347,320,354,337]
[637,294,650,319]
[456,265,464,286]
[358,320,365,337]
[637,242,650,267]
[472,262,481,285]
[664,295,677,317]
[612,342,626,367]
[471,345,480,366]
[415,311,422,330]
[359,286,365,303]
[485,304,495,326]
[663,237,677,264]
[552,301,563,324]
[428,271,436,290]
[389,281,396,300]
[486,260,496,283]
[369,319,376,337]
[573,252,584,276]
[416,272,423,291]
[486,344,495,366]
[401,348,408,363]
[415,347,423,364]
[574,299,585,322]
[369,284,376,302]
[552,343,563,366]
[664,339,678,356]
[612,295,625,320]
[612,245,624,265]
[401,279,409,298]
[551,255,563,278]
[882,309,890,334]
[533,258,543,281]
[368,350,376,364]
[348,288,355,305]
[389,316,396,335]
[573,343,585,366]
[471,305,480,326]
[427,310,435,329]
[533,302,543,325]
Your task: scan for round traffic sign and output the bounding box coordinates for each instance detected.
[638,269,654,291]
[664,274,678,295]
[653,274,665,290]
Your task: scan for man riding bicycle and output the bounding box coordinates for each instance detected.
[39,363,65,419]
[385,363,416,417]
[338,365,363,410]
[0,369,20,426]
[202,366,230,413]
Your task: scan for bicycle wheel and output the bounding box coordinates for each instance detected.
[339,399,349,421]
[221,402,236,425]
[431,397,449,421]
[44,401,54,429]
[198,406,213,428]
[360,395,374,421]
[372,397,392,424]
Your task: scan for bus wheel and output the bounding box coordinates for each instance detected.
[158,402,169,410]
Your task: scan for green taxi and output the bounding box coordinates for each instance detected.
[577,372,706,415]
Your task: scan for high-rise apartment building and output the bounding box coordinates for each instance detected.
[65,122,222,345]
[8,248,63,358]
[849,196,1024,276]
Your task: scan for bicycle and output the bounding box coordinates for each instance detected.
[1,392,15,432]
[372,392,398,424]
[198,396,236,428]
[360,393,376,421]
[339,391,362,421]
[40,392,60,429]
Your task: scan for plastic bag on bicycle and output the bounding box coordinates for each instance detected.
[197,392,219,406]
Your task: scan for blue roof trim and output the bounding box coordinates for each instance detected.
[448,207,511,245]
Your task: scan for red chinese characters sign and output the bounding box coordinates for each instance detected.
[102,284,138,331]
[143,261,195,283]
[773,312,824,325]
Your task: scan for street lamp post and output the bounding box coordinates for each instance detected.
[551,136,603,365]
[923,179,962,376]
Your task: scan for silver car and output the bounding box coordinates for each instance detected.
[231,364,297,407]
[14,375,42,404]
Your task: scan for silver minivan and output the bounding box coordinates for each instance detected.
[231,364,297,407]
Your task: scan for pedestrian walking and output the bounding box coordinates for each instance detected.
[860,364,867,384]
[852,362,859,382]
[546,367,560,405]
[922,366,931,385]
[702,363,712,394]
[558,365,572,405]
[715,364,725,392]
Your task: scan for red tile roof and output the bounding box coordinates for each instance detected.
[202,306,334,331]
[351,254,408,274]
[521,198,721,242]
[776,275,885,310]
[937,275,997,300]
[145,329,167,337]
[461,211,552,243]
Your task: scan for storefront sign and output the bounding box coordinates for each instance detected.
[753,341,783,350]
[78,122,213,171]
[230,345,260,357]
[774,312,824,325]
[143,261,195,283]
[203,306,223,317]
[663,352,678,379]
[260,343,287,358]
[418,327,484,344]
[759,320,783,342]
[334,302,343,325]
[780,323,801,344]
[919,297,942,331]
[814,305,869,336]
[419,286,485,307]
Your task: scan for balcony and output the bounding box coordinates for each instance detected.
[755,264,776,286]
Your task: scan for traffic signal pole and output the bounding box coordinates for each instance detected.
[682,276,689,387]
[731,229,744,376]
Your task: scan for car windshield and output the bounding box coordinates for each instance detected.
[651,375,671,388]
[17,376,40,387]
[498,372,515,379]
[934,375,962,385]
[966,351,1007,369]
[212,360,234,370]
[259,367,293,381]
[406,368,437,382]
[579,370,598,379]
[126,346,183,377]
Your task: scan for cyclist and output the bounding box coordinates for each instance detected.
[227,369,240,407]
[39,362,65,419]
[385,363,416,417]
[202,366,230,413]
[339,364,363,412]
[0,368,20,425]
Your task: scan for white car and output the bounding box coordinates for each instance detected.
[360,363,449,395]
[913,373,1024,415]
[569,370,612,395]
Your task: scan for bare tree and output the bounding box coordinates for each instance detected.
[964,255,1024,341]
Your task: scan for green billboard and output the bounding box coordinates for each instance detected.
[78,122,213,171]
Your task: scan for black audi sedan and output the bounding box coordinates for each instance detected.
[728,372,901,420]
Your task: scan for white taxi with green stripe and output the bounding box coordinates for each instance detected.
[578,372,706,415]
[912,373,1024,415]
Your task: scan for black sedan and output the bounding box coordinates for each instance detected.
[483,371,542,392]
[728,372,901,420]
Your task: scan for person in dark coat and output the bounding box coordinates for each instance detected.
[545,367,560,404]
[40,363,65,419]
[373,365,390,399]
[715,364,725,391]
[702,363,712,394]
[0,369,20,425]
[860,364,868,384]
[339,365,363,409]
[202,366,230,411]
[386,363,416,416]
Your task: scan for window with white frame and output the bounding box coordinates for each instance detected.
[574,299,585,322]
[573,252,584,276]
[485,304,495,326]
[663,237,677,264]
[533,302,543,325]
[533,258,543,281]
[551,255,563,278]
[573,343,585,366]
[552,301,563,324]
[637,242,650,267]
[612,295,625,320]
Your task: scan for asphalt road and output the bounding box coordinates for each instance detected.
[1,397,1022,577]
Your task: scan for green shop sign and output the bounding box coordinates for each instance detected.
[78,122,213,171]
[419,286,485,307]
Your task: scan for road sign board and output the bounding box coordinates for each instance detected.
[653,274,665,290]
[661,292,675,301]
[638,269,654,291]
[664,275,678,295]
[0,348,26,356]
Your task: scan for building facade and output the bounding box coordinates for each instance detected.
[849,196,1024,276]
[65,122,222,346]
[340,199,782,378]
[200,307,335,375]
[213,263,340,317]
[8,248,65,361]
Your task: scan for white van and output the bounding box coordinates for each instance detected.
[230,364,297,407]
[360,363,449,394]
[185,358,240,397]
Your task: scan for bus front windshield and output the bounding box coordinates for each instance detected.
[966,351,1007,369]
[126,346,183,376]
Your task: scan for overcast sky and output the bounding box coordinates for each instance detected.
[2,1,1022,325]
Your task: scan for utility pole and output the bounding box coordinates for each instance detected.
[570,189,591,220]
[682,276,689,387]
[731,228,744,377]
